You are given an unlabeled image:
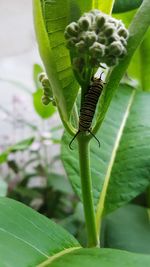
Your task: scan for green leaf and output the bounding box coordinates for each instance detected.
[0,152,8,164]
[94,0,150,134]
[0,197,80,266]
[0,180,8,197]
[61,85,150,217]
[33,63,44,89]
[48,173,73,194]
[0,138,35,165]
[113,0,143,13]
[140,28,150,91]
[41,248,150,267]
[33,0,80,126]
[33,89,56,119]
[93,0,115,14]
[11,137,35,152]
[128,28,150,91]
[101,204,150,254]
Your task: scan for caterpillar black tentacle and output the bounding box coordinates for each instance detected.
[69,72,105,149]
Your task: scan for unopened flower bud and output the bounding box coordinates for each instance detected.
[81,31,97,46]
[42,96,51,105]
[78,17,91,31]
[104,24,115,37]
[65,22,78,36]
[118,28,128,39]
[66,37,77,48]
[96,15,106,29]
[75,40,86,52]
[52,99,56,106]
[39,72,46,82]
[41,77,50,88]
[109,41,123,56]
[89,42,105,57]
[98,34,106,44]
[120,37,127,46]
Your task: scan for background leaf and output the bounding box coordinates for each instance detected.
[0,197,80,267]
[101,204,150,254]
[61,85,150,217]
[113,0,143,13]
[0,137,34,164]
[11,137,35,152]
[93,0,115,14]
[33,89,56,119]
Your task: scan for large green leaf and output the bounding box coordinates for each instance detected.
[33,0,91,127]
[0,198,150,266]
[0,197,80,267]
[94,0,150,135]
[61,85,150,217]
[101,204,150,254]
[42,248,150,267]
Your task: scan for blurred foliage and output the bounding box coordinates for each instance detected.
[0,64,84,239]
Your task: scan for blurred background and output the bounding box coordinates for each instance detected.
[0,0,81,230]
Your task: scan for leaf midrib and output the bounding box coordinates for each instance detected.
[37,247,81,267]
[95,89,136,232]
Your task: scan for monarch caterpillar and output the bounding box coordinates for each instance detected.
[69,72,105,149]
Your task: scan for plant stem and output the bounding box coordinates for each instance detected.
[78,134,99,247]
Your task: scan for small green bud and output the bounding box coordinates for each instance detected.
[64,30,70,39]
[75,40,85,52]
[66,37,77,48]
[98,34,106,44]
[108,18,118,27]
[118,28,128,39]
[108,34,119,44]
[43,87,53,98]
[65,22,78,36]
[89,42,105,57]
[109,41,123,56]
[39,72,46,82]
[42,96,51,105]
[78,17,90,31]
[52,99,56,106]
[104,25,115,37]
[80,31,97,46]
[41,77,50,88]
[96,15,106,29]
[120,37,127,46]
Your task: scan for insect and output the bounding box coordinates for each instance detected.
[69,72,105,149]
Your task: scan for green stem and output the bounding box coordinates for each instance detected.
[78,134,99,247]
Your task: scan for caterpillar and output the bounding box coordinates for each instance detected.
[69,72,105,149]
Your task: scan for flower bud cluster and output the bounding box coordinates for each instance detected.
[39,73,56,106]
[64,9,129,69]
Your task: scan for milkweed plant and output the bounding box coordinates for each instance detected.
[1,1,149,266]
[33,0,150,250]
